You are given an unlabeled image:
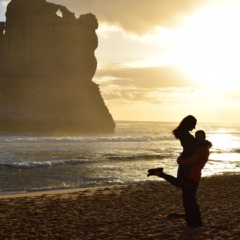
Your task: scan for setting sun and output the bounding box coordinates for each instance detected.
[171,2,240,92]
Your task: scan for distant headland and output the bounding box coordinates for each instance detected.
[0,0,115,134]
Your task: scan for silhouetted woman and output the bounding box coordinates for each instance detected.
[148,115,197,187]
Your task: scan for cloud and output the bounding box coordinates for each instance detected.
[50,0,211,34]
[99,82,201,107]
[95,64,199,89]
[94,64,203,106]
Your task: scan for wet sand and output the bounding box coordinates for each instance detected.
[0,174,240,239]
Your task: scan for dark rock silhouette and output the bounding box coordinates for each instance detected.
[0,0,115,134]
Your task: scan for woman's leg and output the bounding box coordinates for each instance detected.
[148,165,190,188]
[148,167,181,187]
[160,172,181,188]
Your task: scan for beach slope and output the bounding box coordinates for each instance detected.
[0,174,240,239]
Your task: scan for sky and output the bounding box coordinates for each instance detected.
[1,0,240,123]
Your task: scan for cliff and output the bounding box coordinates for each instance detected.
[0,0,115,134]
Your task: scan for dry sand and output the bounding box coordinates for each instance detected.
[0,174,240,240]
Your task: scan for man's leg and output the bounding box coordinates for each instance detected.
[182,179,202,227]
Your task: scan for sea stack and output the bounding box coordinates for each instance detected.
[0,0,115,134]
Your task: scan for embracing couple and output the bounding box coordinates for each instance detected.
[148,115,212,229]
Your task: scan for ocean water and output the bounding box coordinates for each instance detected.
[0,121,239,195]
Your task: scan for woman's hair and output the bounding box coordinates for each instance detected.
[173,115,197,139]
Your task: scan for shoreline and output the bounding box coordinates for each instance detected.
[0,172,238,199]
[0,185,116,199]
[1,174,240,239]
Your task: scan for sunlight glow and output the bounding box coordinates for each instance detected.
[170,2,240,92]
[209,134,240,151]
[2,1,10,8]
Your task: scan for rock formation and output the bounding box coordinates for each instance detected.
[0,0,115,134]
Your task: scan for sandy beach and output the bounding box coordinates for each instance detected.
[0,174,240,240]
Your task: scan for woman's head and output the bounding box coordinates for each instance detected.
[173,115,197,139]
[179,115,197,131]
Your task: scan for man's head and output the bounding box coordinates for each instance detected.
[195,130,206,142]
